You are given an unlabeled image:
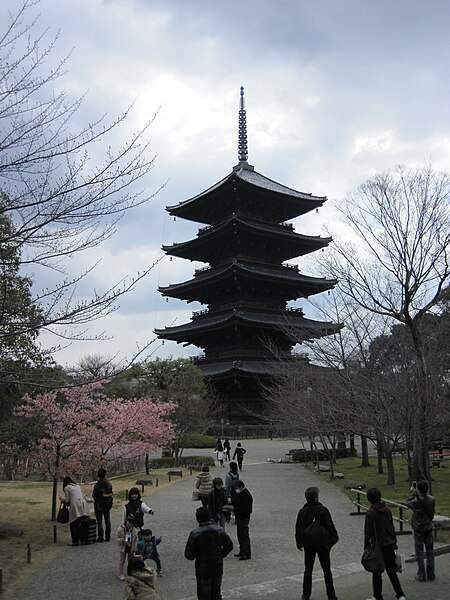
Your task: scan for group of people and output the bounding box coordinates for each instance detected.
[213,438,246,470]
[295,481,436,600]
[61,458,437,600]
[61,470,162,598]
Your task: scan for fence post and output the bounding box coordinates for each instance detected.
[27,543,31,563]
[53,524,57,543]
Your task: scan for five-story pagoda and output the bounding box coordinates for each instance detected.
[155,88,339,420]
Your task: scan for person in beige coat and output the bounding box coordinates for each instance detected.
[195,466,213,507]
[62,476,90,546]
[125,556,161,600]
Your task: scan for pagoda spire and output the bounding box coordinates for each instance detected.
[238,86,248,163]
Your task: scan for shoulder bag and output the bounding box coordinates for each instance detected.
[361,513,385,573]
[57,502,70,524]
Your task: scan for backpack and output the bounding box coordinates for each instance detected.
[98,481,113,510]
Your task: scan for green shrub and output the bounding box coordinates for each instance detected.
[148,455,215,469]
[291,447,357,463]
[181,434,216,448]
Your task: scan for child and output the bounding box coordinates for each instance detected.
[125,555,161,600]
[117,515,137,580]
[123,487,154,532]
[208,477,229,527]
[136,528,162,575]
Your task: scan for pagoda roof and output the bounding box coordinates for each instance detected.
[159,260,336,303]
[166,163,327,225]
[163,214,331,262]
[154,308,339,345]
[196,359,280,379]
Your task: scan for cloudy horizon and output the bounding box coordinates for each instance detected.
[3,0,449,369]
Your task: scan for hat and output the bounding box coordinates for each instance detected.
[195,506,211,524]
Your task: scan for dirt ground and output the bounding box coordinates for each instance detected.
[0,469,192,599]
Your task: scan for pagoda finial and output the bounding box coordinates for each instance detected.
[238,86,248,163]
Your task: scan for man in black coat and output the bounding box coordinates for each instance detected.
[92,468,113,542]
[232,480,253,560]
[295,486,339,600]
[185,506,234,600]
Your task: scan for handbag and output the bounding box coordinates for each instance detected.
[191,490,200,501]
[394,551,405,573]
[57,502,69,524]
[361,515,385,573]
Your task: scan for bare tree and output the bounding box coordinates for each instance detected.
[0,1,162,351]
[320,164,450,481]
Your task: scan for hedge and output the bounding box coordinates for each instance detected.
[181,434,216,448]
[148,455,215,469]
[291,447,357,463]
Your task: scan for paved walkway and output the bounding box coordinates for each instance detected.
[14,438,450,599]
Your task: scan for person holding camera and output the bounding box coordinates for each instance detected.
[407,480,436,582]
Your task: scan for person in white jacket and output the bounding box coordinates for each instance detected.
[61,476,90,546]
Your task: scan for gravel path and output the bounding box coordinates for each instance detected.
[14,438,449,600]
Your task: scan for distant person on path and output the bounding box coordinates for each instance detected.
[364,487,405,600]
[223,438,231,461]
[184,506,234,600]
[208,477,229,528]
[92,467,113,542]
[123,487,154,532]
[232,480,253,560]
[406,480,435,582]
[125,555,161,600]
[61,476,90,547]
[195,465,214,507]
[137,528,162,576]
[215,438,223,452]
[117,514,137,580]
[295,486,339,600]
[232,442,246,471]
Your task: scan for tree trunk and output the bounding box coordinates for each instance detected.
[385,449,396,485]
[51,448,61,521]
[145,453,150,475]
[349,433,355,453]
[376,442,384,475]
[360,435,370,467]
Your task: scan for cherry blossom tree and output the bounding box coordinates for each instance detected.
[14,381,176,519]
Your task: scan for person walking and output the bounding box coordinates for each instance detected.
[184,506,234,600]
[61,476,90,547]
[364,487,406,600]
[92,467,113,542]
[406,480,435,582]
[295,486,339,600]
[223,439,231,461]
[195,465,214,507]
[232,480,253,560]
[232,442,246,471]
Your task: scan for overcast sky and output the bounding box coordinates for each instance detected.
[4,0,450,368]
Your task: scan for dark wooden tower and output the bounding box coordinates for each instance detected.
[155,88,339,421]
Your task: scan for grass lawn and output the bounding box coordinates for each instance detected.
[306,456,450,543]
[0,468,194,600]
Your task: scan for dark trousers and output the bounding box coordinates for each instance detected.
[94,506,111,541]
[372,543,404,600]
[303,546,335,599]
[69,517,83,544]
[236,517,251,557]
[414,530,435,580]
[196,575,222,600]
